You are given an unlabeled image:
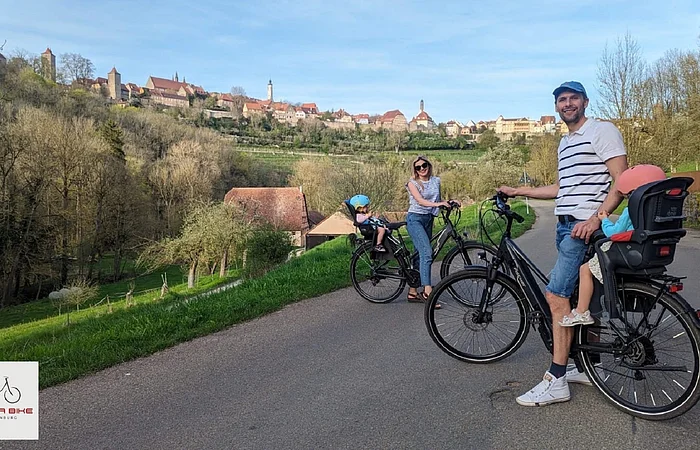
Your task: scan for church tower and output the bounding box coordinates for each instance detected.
[108,67,121,100]
[267,79,273,102]
[420,99,424,112]
[41,48,56,82]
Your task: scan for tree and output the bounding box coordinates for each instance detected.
[228,86,247,114]
[203,96,218,109]
[526,134,560,186]
[478,129,499,150]
[596,33,647,162]
[59,53,95,84]
[139,202,252,288]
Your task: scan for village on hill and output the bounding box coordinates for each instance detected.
[4,47,571,141]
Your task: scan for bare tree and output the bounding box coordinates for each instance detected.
[59,53,95,84]
[596,32,649,164]
[229,86,248,114]
[596,32,647,120]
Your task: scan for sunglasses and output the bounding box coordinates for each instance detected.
[414,162,429,170]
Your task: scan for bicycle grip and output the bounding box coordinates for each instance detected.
[513,212,525,223]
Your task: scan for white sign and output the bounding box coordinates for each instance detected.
[0,362,38,440]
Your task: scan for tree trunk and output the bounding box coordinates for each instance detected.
[61,177,70,286]
[188,260,198,289]
[219,249,228,278]
[113,248,122,281]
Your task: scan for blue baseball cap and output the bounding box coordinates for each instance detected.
[553,81,587,99]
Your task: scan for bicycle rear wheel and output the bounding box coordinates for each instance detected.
[578,280,700,420]
[350,242,406,303]
[425,267,529,363]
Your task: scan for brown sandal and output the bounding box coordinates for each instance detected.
[407,292,425,303]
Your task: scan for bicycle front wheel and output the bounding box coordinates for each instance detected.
[578,280,700,420]
[439,242,500,278]
[425,267,529,363]
[350,242,406,303]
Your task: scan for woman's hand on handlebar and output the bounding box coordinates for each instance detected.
[437,201,452,209]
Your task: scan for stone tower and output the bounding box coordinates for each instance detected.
[108,67,121,100]
[267,79,273,102]
[41,48,56,82]
[420,99,424,112]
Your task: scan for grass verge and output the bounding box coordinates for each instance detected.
[1,202,533,389]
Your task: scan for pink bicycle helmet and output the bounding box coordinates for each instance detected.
[615,165,666,195]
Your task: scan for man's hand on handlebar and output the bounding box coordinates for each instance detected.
[497,186,518,197]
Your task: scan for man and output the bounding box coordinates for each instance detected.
[498,81,628,406]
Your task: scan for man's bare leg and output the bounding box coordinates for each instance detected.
[547,291,574,365]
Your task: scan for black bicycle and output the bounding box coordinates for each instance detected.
[346,200,499,303]
[425,182,700,420]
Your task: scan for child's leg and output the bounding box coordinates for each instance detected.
[376,226,386,244]
[577,262,594,313]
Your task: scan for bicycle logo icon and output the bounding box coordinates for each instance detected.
[1,376,21,404]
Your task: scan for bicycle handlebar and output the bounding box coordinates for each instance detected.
[493,192,524,223]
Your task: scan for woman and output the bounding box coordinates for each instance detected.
[405,155,451,302]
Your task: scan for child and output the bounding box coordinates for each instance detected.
[560,165,667,327]
[349,194,388,252]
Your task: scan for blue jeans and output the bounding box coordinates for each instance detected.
[407,212,434,286]
[546,219,589,298]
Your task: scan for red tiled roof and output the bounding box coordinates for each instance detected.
[42,48,53,54]
[223,187,309,232]
[244,102,263,111]
[273,102,291,111]
[381,110,404,122]
[415,111,432,121]
[540,115,556,124]
[126,83,140,91]
[353,113,369,119]
[95,77,108,84]
[220,93,235,102]
[301,103,318,110]
[149,76,187,92]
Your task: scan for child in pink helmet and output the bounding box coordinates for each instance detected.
[560,165,666,326]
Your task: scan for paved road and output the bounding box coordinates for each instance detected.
[4,200,700,450]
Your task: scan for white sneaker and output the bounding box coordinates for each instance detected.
[516,371,571,406]
[559,309,595,327]
[565,364,592,386]
[566,364,605,386]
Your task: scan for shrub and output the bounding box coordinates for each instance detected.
[244,225,294,277]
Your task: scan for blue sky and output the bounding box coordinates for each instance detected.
[1,0,699,123]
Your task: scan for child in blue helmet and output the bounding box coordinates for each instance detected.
[350,194,388,252]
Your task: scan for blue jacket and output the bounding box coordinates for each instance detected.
[601,208,634,237]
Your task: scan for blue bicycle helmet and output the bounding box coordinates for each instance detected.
[349,194,370,209]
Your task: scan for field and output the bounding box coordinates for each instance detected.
[235,146,486,175]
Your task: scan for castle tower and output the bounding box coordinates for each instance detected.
[108,67,121,100]
[420,99,424,112]
[41,48,56,82]
[267,79,273,102]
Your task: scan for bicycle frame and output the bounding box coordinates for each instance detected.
[364,207,470,289]
[484,220,556,352]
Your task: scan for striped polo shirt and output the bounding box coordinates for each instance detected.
[555,118,626,220]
